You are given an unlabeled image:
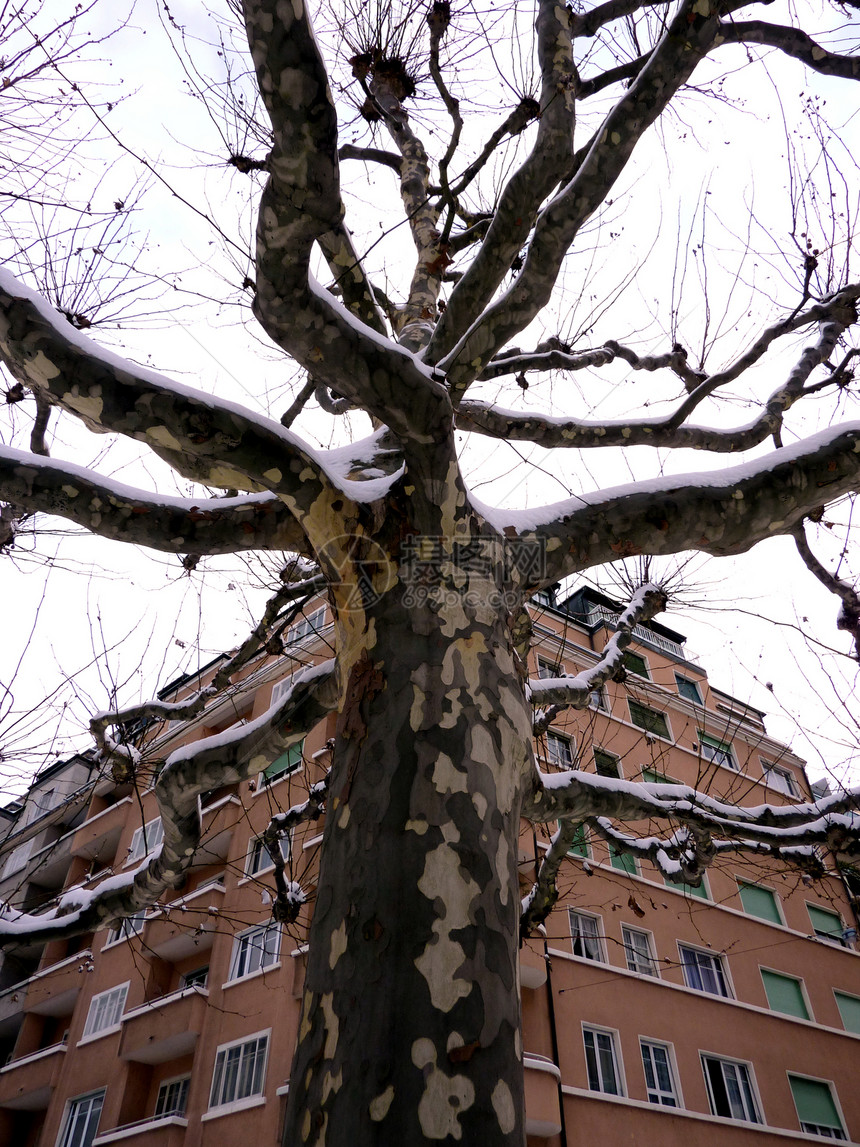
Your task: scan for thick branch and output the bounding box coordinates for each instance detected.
[792,522,860,659]
[493,423,860,587]
[0,663,339,948]
[718,21,860,79]
[0,445,309,554]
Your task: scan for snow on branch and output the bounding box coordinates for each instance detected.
[0,663,338,948]
[480,422,860,586]
[519,771,860,933]
[530,583,667,733]
[0,445,308,555]
[89,571,327,778]
[264,776,328,924]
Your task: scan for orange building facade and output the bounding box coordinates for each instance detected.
[0,586,858,1147]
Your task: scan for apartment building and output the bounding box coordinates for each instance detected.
[0,586,858,1147]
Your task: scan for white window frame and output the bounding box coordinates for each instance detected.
[155,1074,191,1118]
[270,675,294,707]
[593,748,621,778]
[640,1039,681,1107]
[698,732,736,770]
[245,833,291,878]
[82,982,129,1039]
[181,965,209,990]
[537,657,561,679]
[569,910,605,962]
[582,1025,624,1095]
[228,922,281,982]
[57,1088,106,1147]
[287,606,326,644]
[701,1054,762,1123]
[627,700,672,741]
[128,817,164,864]
[208,1029,270,1110]
[257,740,304,788]
[621,925,658,976]
[623,649,651,679]
[679,944,731,998]
[761,761,800,797]
[546,731,574,769]
[589,686,608,712]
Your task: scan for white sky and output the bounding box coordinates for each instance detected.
[1,0,859,797]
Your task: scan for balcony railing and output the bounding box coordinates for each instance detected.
[588,606,690,661]
[0,1040,66,1109]
[119,985,208,1064]
[92,1114,188,1147]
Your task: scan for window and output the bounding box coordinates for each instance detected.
[834,990,860,1035]
[287,607,325,644]
[640,1041,678,1106]
[593,749,620,779]
[788,1076,847,1139]
[679,945,731,997]
[270,676,294,707]
[155,1075,190,1117]
[623,651,650,679]
[589,686,608,712]
[672,878,709,900]
[808,905,846,946]
[698,732,736,770]
[245,834,291,877]
[58,1090,105,1147]
[628,701,670,739]
[761,969,809,1019]
[610,845,637,875]
[622,926,657,976]
[702,1056,761,1123]
[3,837,33,876]
[537,657,560,679]
[546,731,574,769]
[106,910,147,945]
[569,911,604,961]
[229,922,281,981]
[762,762,799,797]
[675,674,703,704]
[83,982,129,1038]
[209,1032,269,1109]
[583,1027,622,1095]
[563,822,589,858]
[181,966,209,989]
[128,818,164,863]
[737,881,781,924]
[260,740,304,785]
[641,767,680,786]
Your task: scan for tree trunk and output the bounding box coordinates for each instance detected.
[284,581,534,1145]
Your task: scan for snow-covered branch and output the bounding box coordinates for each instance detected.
[0,663,339,948]
[530,583,667,733]
[0,445,308,555]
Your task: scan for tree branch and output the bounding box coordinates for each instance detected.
[718,21,860,79]
[0,663,339,948]
[0,445,310,554]
[792,521,860,659]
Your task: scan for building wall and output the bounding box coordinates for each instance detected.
[0,593,858,1146]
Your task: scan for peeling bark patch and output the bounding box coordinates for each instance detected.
[412,1038,475,1140]
[369,1085,395,1121]
[329,920,348,968]
[414,840,478,1011]
[491,1080,516,1134]
[320,991,339,1060]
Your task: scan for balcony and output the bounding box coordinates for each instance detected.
[143,882,225,961]
[524,1053,562,1138]
[24,950,91,1019]
[119,985,208,1064]
[0,980,28,1035]
[195,795,239,865]
[93,1116,188,1147]
[71,798,131,863]
[0,1042,65,1110]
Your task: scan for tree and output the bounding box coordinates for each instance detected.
[1,0,860,1143]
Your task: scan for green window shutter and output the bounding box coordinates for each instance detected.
[610,847,637,875]
[262,740,304,783]
[594,750,620,779]
[807,905,843,941]
[628,701,670,739]
[675,880,708,900]
[623,651,650,679]
[565,822,589,858]
[642,768,679,786]
[789,1076,844,1133]
[761,970,809,1019]
[738,882,781,924]
[835,992,860,1035]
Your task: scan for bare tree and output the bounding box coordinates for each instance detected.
[1,0,860,1142]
